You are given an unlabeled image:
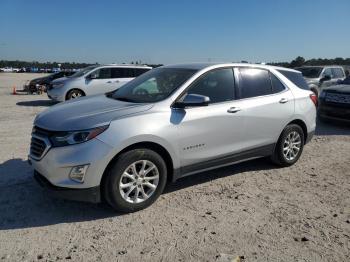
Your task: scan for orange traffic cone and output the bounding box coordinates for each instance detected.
[12,86,17,95]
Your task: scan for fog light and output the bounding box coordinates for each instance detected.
[69,164,89,183]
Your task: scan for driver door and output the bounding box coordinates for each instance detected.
[319,68,334,89]
[86,68,114,95]
[174,68,246,173]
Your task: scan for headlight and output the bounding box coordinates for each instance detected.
[53,82,65,88]
[50,125,109,147]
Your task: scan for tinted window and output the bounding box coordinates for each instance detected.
[133,68,151,77]
[92,68,111,79]
[186,68,235,103]
[277,70,310,90]
[111,68,135,78]
[332,68,344,78]
[295,67,322,78]
[322,68,333,78]
[270,73,286,93]
[238,68,272,99]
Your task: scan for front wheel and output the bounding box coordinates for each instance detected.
[103,149,167,212]
[271,124,304,167]
[66,89,84,100]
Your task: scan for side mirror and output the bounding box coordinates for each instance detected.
[321,75,331,82]
[173,94,210,108]
[87,73,98,80]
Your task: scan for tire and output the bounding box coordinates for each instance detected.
[271,124,305,167]
[103,149,167,212]
[66,89,84,100]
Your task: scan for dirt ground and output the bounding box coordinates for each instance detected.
[0,73,349,262]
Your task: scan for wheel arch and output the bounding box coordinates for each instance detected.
[65,88,86,100]
[100,141,175,200]
[286,119,308,143]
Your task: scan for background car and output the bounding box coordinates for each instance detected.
[318,83,350,123]
[295,66,346,96]
[47,64,152,101]
[337,75,350,85]
[24,71,75,93]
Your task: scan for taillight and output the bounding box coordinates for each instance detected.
[309,93,318,107]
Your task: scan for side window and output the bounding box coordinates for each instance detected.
[111,68,121,78]
[277,70,310,90]
[270,73,286,93]
[238,68,272,99]
[92,68,111,79]
[134,68,150,77]
[322,68,333,78]
[111,68,134,78]
[187,68,235,103]
[332,68,344,78]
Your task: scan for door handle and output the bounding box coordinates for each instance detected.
[227,107,241,113]
[279,98,288,104]
[115,80,120,83]
[106,81,112,83]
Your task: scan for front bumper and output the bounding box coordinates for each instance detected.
[28,137,113,189]
[34,170,101,203]
[47,88,65,102]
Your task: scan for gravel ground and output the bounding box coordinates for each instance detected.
[0,73,349,262]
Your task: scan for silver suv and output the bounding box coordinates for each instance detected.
[295,66,346,96]
[29,63,317,212]
[47,64,152,102]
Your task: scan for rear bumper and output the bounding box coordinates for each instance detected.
[34,170,101,203]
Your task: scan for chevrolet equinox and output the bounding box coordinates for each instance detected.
[29,63,317,212]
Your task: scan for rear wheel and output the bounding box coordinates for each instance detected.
[103,149,167,212]
[271,124,304,167]
[66,89,84,100]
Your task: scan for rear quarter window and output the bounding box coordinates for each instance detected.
[277,70,310,90]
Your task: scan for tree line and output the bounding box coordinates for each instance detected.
[268,56,350,68]
[0,60,163,70]
[1,57,350,70]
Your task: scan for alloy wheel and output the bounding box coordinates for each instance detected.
[119,160,159,204]
[283,131,302,161]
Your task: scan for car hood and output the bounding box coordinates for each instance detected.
[323,84,350,94]
[51,76,70,84]
[34,95,153,131]
[30,76,49,84]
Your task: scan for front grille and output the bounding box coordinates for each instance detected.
[30,126,52,160]
[30,137,47,158]
[325,92,350,104]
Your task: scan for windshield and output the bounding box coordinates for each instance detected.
[110,67,198,103]
[68,65,99,78]
[296,67,323,78]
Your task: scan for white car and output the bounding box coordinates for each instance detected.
[30,63,317,212]
[47,64,152,102]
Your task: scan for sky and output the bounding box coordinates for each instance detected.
[0,0,349,64]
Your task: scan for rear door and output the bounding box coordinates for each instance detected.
[320,68,335,88]
[231,67,295,149]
